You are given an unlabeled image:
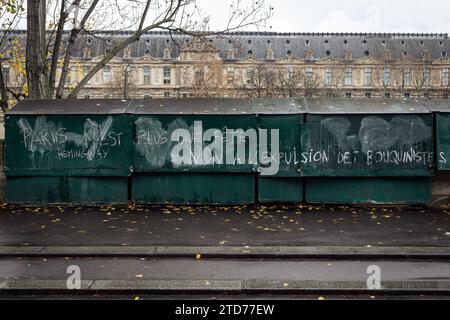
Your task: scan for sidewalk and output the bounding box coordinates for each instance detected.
[0,203,449,248]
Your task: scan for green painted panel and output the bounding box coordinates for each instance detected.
[132,173,255,204]
[301,114,434,177]
[437,113,450,170]
[5,114,132,176]
[305,177,431,204]
[132,115,259,173]
[6,176,128,204]
[258,177,303,203]
[258,115,302,177]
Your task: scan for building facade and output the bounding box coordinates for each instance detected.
[3,31,450,100]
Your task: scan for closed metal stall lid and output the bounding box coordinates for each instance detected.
[7,99,129,115]
[127,98,306,115]
[303,98,431,114]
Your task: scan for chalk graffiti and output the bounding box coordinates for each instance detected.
[440,152,448,164]
[17,116,123,162]
[135,117,280,176]
[303,115,434,169]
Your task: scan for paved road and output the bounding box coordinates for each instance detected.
[0,204,449,247]
[1,257,450,282]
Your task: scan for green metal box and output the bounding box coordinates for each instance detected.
[305,177,432,204]
[5,100,132,204]
[436,113,450,170]
[128,99,258,204]
[301,98,434,204]
[255,100,305,203]
[425,101,450,170]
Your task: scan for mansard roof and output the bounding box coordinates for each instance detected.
[3,30,450,61]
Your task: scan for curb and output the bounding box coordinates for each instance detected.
[1,279,450,295]
[0,246,450,259]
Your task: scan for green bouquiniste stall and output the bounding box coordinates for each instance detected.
[4,98,446,204]
[5,100,132,203]
[128,99,256,204]
[301,98,434,204]
[426,100,450,171]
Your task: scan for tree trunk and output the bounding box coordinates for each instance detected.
[0,62,8,112]
[26,0,48,99]
[56,0,97,99]
[48,0,68,98]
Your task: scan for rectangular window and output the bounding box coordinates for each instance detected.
[246,68,254,84]
[83,65,90,76]
[404,92,410,99]
[424,67,430,85]
[164,92,170,98]
[345,92,352,98]
[227,66,234,77]
[344,68,352,86]
[324,68,332,86]
[103,65,111,82]
[364,68,372,85]
[305,67,313,80]
[383,68,391,86]
[442,68,449,87]
[285,65,294,81]
[404,69,411,86]
[143,66,151,85]
[2,66,10,84]
[384,92,391,99]
[66,66,76,84]
[365,92,371,98]
[163,66,171,84]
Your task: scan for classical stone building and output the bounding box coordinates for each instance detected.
[3,30,450,100]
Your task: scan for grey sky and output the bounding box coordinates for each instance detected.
[12,0,450,33]
[197,0,450,33]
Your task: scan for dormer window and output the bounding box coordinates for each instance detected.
[266,48,274,60]
[344,40,348,46]
[439,41,444,47]
[381,40,386,46]
[344,50,352,61]
[422,49,431,61]
[123,47,131,60]
[442,51,447,58]
[420,40,424,46]
[227,49,235,60]
[364,50,370,57]
[82,48,91,59]
[286,40,290,45]
[286,50,292,57]
[401,40,405,46]
[383,49,392,60]
[325,50,331,57]
[247,50,253,56]
[305,40,310,46]
[163,47,171,59]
